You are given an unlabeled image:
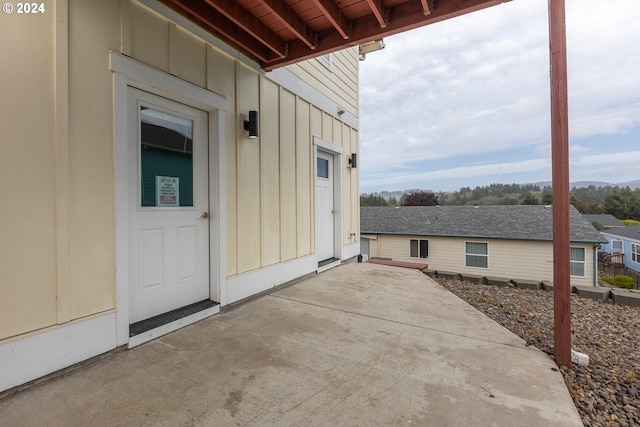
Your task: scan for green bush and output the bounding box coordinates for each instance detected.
[613,275,635,289]
[601,276,614,285]
[622,219,640,226]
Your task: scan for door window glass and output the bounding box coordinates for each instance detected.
[140,107,194,207]
[317,157,329,178]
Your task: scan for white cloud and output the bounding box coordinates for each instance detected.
[571,151,640,167]
[358,0,640,192]
[571,115,635,138]
[360,150,640,191]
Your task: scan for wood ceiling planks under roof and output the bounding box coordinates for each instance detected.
[161,0,511,70]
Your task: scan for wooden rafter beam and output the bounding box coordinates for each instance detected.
[164,0,276,62]
[204,0,287,57]
[312,0,351,39]
[258,0,317,49]
[365,0,387,28]
[420,0,434,16]
[264,0,511,70]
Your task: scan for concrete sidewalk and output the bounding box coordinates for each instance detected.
[0,262,582,426]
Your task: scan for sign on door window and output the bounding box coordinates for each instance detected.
[140,107,194,207]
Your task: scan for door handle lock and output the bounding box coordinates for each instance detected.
[200,212,209,219]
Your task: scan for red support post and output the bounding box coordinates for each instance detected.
[548,0,572,367]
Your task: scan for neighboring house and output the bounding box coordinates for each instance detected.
[583,214,625,229]
[361,205,606,286]
[599,226,640,273]
[1,1,361,393]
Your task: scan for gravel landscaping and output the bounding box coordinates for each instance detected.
[436,278,640,427]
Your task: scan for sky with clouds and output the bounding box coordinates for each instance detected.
[358,0,640,193]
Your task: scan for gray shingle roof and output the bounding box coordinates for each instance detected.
[582,214,625,228]
[601,225,640,242]
[361,205,606,243]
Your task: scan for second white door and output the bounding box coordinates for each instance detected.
[315,151,335,262]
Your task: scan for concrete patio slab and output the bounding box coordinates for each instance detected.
[0,262,581,427]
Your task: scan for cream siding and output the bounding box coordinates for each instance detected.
[67,0,120,319]
[1,0,360,346]
[295,99,312,257]
[280,89,298,262]
[259,78,280,268]
[287,50,359,115]
[369,235,595,287]
[0,10,57,339]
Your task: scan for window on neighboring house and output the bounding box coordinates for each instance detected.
[570,247,586,277]
[611,239,623,253]
[632,243,640,263]
[410,239,428,259]
[465,242,488,268]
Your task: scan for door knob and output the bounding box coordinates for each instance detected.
[200,212,209,219]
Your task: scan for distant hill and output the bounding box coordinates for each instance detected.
[375,189,425,201]
[362,181,640,215]
[533,180,640,190]
[366,181,640,199]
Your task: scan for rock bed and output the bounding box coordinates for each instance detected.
[436,278,640,427]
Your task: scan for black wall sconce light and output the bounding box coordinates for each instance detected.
[348,153,357,168]
[243,110,259,139]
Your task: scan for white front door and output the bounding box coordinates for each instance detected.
[128,88,210,324]
[316,151,335,262]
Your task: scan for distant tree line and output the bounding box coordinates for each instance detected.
[360,190,439,207]
[361,184,640,220]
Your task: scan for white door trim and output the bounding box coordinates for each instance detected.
[110,52,227,347]
[313,136,343,266]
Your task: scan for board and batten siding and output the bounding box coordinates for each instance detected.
[0,0,358,342]
[0,7,58,339]
[367,235,596,286]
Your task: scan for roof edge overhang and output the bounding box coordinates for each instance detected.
[361,232,606,244]
[160,0,512,70]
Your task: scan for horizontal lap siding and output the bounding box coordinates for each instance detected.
[287,49,359,115]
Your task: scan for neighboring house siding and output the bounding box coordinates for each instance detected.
[368,235,595,286]
[0,0,359,345]
[601,232,640,273]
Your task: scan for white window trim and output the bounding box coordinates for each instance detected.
[611,239,623,253]
[632,243,640,264]
[409,239,428,259]
[464,241,488,269]
[570,247,586,278]
[317,53,333,72]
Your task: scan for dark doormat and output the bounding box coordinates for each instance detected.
[129,299,218,337]
[318,257,340,268]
